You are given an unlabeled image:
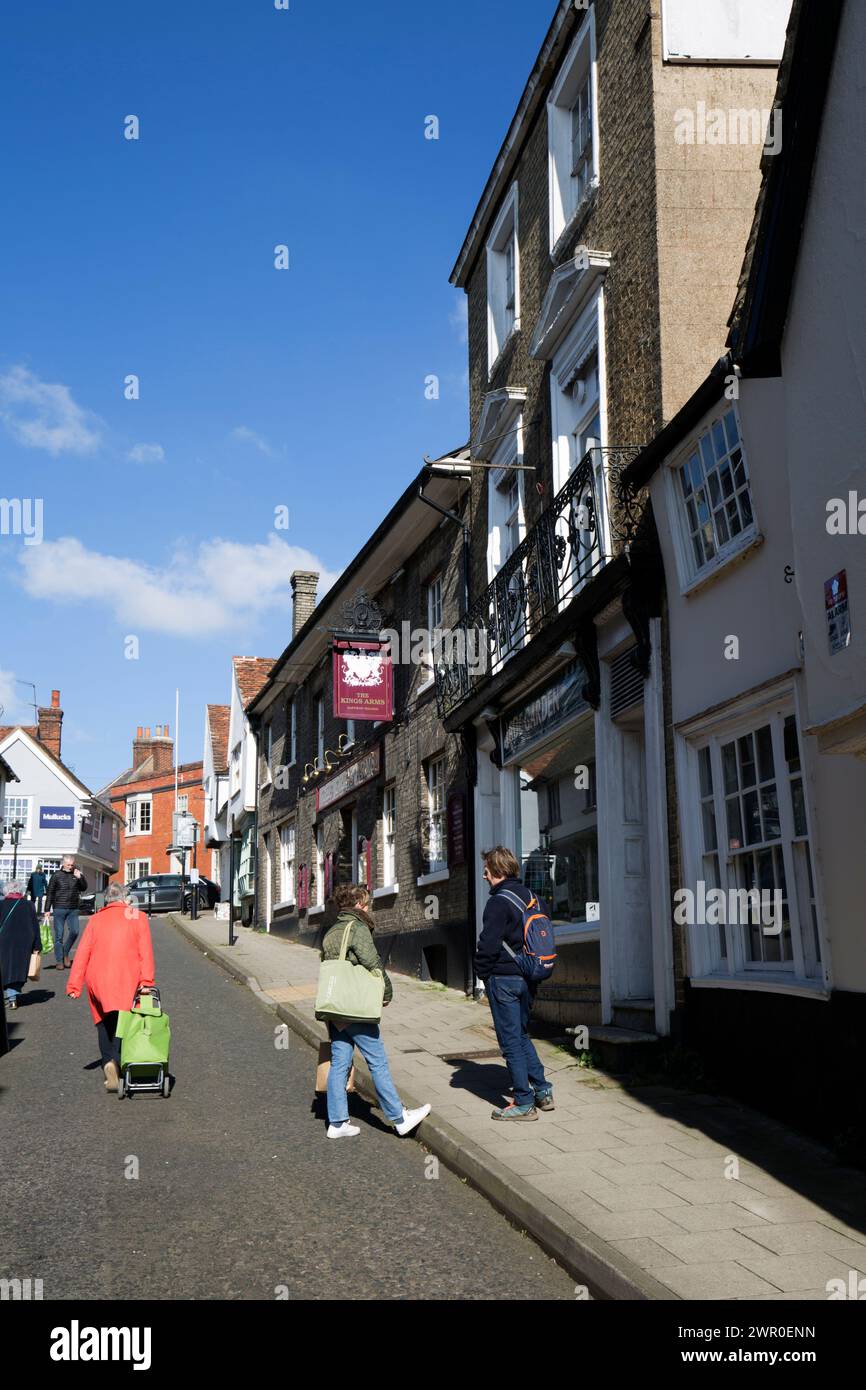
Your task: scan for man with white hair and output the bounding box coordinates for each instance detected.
[45,856,88,971]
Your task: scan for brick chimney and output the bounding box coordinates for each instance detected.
[37,689,63,758]
[133,723,174,773]
[290,570,319,637]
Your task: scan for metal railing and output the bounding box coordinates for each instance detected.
[435,447,645,719]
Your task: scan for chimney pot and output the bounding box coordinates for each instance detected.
[145,727,151,738]
[51,689,60,709]
[164,723,170,737]
[136,726,143,739]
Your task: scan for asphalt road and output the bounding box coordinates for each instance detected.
[1,917,576,1301]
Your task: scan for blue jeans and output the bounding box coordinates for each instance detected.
[53,908,80,963]
[4,985,22,1002]
[486,974,547,1108]
[326,1021,404,1127]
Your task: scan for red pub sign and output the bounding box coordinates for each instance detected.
[332,640,393,721]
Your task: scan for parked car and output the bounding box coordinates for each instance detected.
[195,875,221,907]
[126,874,208,915]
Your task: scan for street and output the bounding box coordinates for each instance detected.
[1,918,576,1301]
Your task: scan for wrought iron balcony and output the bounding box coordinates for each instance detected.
[435,447,645,719]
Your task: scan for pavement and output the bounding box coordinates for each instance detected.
[167,910,866,1301]
[0,920,577,1301]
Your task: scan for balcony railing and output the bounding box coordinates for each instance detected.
[435,447,645,719]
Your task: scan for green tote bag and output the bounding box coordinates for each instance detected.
[315,921,385,1023]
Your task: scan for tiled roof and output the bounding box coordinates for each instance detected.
[103,759,204,795]
[0,725,38,742]
[233,657,276,710]
[206,704,231,773]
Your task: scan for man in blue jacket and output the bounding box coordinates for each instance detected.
[474,845,553,1121]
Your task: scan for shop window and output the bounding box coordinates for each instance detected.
[516,735,598,926]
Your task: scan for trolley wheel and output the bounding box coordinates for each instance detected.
[162,1074,171,1098]
[117,1075,125,1099]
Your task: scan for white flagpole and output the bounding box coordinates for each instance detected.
[175,687,180,810]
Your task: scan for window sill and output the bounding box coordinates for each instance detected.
[308,903,326,918]
[373,883,399,899]
[273,899,296,913]
[690,973,830,1001]
[680,530,763,597]
[417,868,450,886]
[416,674,436,697]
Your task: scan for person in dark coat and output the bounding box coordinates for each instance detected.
[26,863,48,915]
[46,856,88,969]
[0,880,42,1009]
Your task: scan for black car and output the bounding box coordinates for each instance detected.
[126,874,208,914]
[194,875,221,907]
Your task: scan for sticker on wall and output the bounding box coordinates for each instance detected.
[825,570,851,655]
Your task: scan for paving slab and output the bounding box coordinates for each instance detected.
[167,912,866,1303]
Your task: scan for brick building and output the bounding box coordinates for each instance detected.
[102,725,205,884]
[436,0,787,1033]
[247,460,474,988]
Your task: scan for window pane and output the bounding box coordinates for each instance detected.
[698,746,714,798]
[791,778,807,836]
[714,508,730,545]
[712,420,727,460]
[783,715,801,773]
[680,465,693,498]
[722,741,738,794]
[738,734,756,788]
[699,437,714,475]
[719,462,734,498]
[743,790,761,845]
[755,725,774,782]
[702,801,717,852]
[726,796,743,850]
[723,411,740,450]
[739,489,754,528]
[760,785,781,841]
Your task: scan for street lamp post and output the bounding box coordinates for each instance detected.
[9,820,25,879]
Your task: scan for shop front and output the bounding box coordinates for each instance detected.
[474,660,604,1027]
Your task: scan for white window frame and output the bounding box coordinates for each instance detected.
[111,820,118,851]
[676,681,829,995]
[548,11,599,254]
[3,795,33,839]
[126,794,152,837]
[382,784,397,887]
[91,807,104,840]
[230,743,242,796]
[125,858,151,882]
[287,698,297,766]
[426,756,448,874]
[486,181,521,375]
[314,822,324,907]
[664,404,759,593]
[278,818,296,905]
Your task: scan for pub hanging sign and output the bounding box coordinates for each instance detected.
[332,640,393,722]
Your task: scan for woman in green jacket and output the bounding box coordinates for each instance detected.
[317,882,430,1140]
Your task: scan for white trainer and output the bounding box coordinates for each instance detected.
[327,1122,360,1139]
[394,1104,431,1136]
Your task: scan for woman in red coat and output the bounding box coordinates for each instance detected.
[67,882,155,1091]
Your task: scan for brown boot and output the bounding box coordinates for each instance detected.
[103,1061,120,1092]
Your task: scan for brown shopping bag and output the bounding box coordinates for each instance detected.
[315,1039,356,1093]
[27,950,42,982]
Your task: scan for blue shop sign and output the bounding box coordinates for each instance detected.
[501,662,590,764]
[40,805,75,830]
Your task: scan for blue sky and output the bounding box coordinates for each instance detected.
[0,0,550,790]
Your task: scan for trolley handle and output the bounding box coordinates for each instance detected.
[132,984,161,1009]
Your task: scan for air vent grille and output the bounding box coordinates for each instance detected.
[609,645,644,719]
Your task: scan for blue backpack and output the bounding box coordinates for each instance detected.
[498,888,557,984]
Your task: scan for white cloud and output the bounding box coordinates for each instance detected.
[0,365,102,455]
[449,292,468,345]
[128,443,165,464]
[18,535,341,638]
[231,426,276,457]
